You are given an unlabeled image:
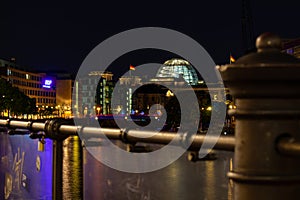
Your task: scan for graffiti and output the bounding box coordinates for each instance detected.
[104,176,151,200]
[4,173,12,200]
[12,147,25,191]
[125,176,151,200]
[4,147,26,199]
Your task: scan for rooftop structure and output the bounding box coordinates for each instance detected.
[155,58,199,85]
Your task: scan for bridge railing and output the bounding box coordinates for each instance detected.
[0,118,236,152]
[2,117,300,157]
[0,117,235,200]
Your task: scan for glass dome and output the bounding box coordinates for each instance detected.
[156,58,199,85]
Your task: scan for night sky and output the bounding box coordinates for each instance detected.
[1,1,300,77]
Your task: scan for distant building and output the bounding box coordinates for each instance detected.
[44,72,74,117]
[0,58,56,109]
[110,59,203,117]
[155,58,199,85]
[112,76,142,115]
[132,58,230,130]
[134,84,168,115]
[73,71,114,117]
[282,38,300,58]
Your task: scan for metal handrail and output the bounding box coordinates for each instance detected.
[277,137,300,157]
[0,119,235,151]
[4,119,300,156]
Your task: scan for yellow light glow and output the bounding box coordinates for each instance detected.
[206,106,212,111]
[166,90,174,97]
[213,95,218,100]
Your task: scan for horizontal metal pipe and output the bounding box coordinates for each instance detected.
[0,119,235,151]
[80,127,121,140]
[31,122,46,132]
[0,119,8,126]
[126,130,235,151]
[58,125,79,135]
[215,136,235,151]
[277,137,300,157]
[9,120,31,129]
[58,125,122,139]
[190,135,235,151]
[126,130,176,144]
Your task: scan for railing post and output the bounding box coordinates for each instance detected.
[44,119,71,200]
[218,33,300,199]
[52,140,63,200]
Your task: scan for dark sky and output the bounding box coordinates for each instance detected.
[1,1,300,77]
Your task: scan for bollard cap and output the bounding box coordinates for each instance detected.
[217,32,300,98]
[235,32,300,65]
[256,32,281,51]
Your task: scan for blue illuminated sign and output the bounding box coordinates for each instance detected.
[42,79,53,89]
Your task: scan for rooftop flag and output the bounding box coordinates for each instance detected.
[130,65,135,70]
[230,54,236,63]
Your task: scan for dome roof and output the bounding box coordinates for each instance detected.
[163,58,190,66]
[156,58,199,85]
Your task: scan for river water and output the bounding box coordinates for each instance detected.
[68,136,233,200]
[0,133,233,200]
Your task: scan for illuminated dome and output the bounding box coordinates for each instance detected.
[156,58,199,85]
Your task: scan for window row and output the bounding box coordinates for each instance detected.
[20,89,56,97]
[80,78,99,85]
[8,69,42,81]
[11,79,45,88]
[36,98,56,104]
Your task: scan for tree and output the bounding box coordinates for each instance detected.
[0,78,37,117]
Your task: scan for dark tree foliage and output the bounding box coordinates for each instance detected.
[0,78,37,116]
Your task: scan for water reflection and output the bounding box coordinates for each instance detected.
[204,161,216,199]
[83,141,233,200]
[63,136,83,200]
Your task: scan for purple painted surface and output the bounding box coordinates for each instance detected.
[0,132,53,200]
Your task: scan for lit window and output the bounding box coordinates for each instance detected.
[213,94,218,100]
[286,48,294,55]
[156,59,199,85]
[26,74,30,79]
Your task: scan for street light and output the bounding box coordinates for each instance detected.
[96,107,101,115]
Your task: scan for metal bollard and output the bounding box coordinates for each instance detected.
[218,32,300,199]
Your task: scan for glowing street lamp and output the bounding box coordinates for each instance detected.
[206,106,212,111]
[96,107,101,115]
